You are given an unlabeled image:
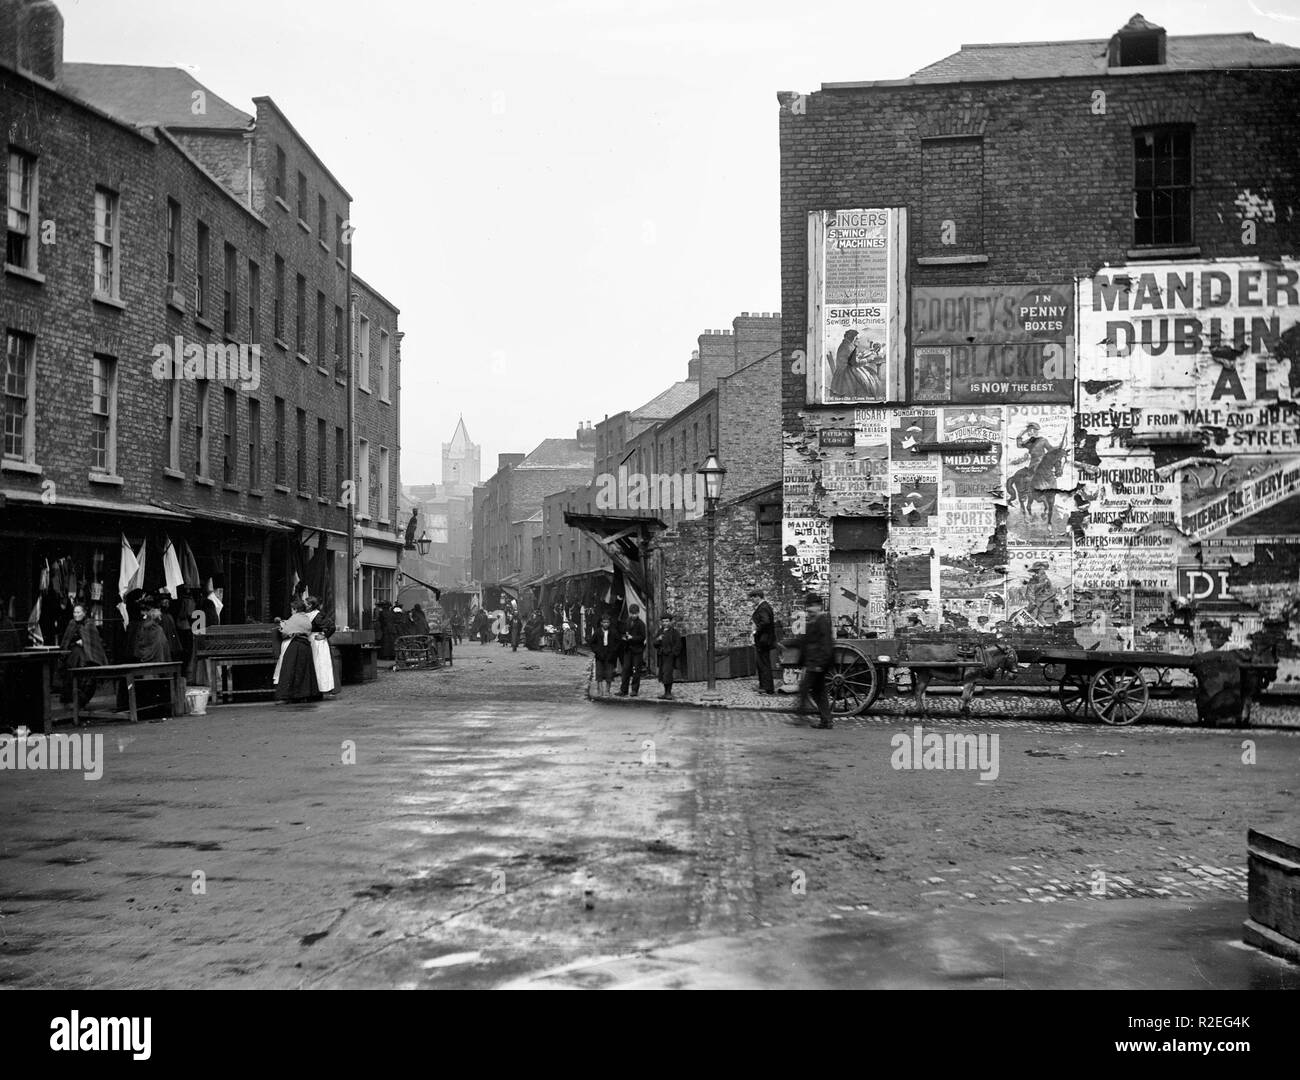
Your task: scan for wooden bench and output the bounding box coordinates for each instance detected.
[69,661,184,726]
[194,624,279,704]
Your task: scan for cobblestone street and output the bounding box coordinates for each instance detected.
[2,644,1297,989]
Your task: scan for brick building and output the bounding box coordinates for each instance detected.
[471,428,595,604]
[778,16,1300,678]
[1,0,401,642]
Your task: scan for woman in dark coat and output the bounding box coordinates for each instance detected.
[408,604,431,638]
[131,600,174,720]
[60,602,108,708]
[274,599,320,703]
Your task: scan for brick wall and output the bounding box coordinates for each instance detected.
[654,497,799,647]
[778,63,1300,658]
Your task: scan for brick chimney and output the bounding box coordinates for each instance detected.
[687,348,700,381]
[696,329,734,395]
[6,0,64,82]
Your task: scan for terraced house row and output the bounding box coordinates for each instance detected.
[1,0,403,637]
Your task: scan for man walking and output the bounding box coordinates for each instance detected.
[616,604,647,697]
[750,588,776,694]
[790,592,835,728]
[653,612,684,700]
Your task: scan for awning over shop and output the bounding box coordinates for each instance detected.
[1,489,190,520]
[152,501,293,531]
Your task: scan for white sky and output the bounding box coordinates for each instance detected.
[60,0,1300,484]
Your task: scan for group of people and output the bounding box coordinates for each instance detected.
[372,601,436,663]
[273,595,335,704]
[588,604,684,700]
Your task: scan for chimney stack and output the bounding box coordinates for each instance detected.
[10,0,64,83]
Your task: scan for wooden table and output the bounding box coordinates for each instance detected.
[69,661,184,726]
[0,649,66,734]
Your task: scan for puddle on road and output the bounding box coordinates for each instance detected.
[421,950,484,969]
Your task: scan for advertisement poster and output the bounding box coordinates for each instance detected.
[910,283,1074,403]
[820,445,890,515]
[1074,542,1176,592]
[1006,546,1074,627]
[1078,453,1180,540]
[1004,404,1074,544]
[936,498,999,555]
[1077,260,1299,439]
[894,553,938,628]
[941,407,1004,497]
[782,445,817,516]
[1178,455,1300,540]
[807,208,907,404]
[937,554,1006,630]
[783,516,831,595]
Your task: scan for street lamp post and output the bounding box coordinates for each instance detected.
[698,454,726,703]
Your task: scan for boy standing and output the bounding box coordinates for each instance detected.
[653,613,685,700]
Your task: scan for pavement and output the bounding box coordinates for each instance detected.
[1,641,1297,989]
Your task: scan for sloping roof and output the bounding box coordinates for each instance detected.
[631,380,699,421]
[909,32,1300,82]
[445,415,474,451]
[518,438,594,470]
[62,63,253,129]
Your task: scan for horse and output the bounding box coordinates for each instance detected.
[1007,430,1069,531]
[908,642,1019,715]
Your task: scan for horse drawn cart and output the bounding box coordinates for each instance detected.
[787,640,1277,727]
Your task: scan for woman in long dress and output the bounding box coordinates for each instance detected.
[304,596,335,696]
[274,599,319,703]
[828,330,885,400]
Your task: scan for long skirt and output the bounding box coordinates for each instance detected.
[311,637,335,693]
[275,638,319,702]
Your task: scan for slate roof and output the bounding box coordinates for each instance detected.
[61,63,252,129]
[518,439,594,470]
[630,380,699,422]
[909,32,1300,82]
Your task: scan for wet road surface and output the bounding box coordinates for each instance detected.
[1,644,1296,989]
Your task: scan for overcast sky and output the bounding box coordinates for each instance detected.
[62,0,1299,485]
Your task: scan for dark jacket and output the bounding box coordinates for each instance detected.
[795,612,834,671]
[653,626,685,671]
[589,626,620,663]
[132,618,172,663]
[60,617,108,666]
[159,610,183,660]
[752,601,775,648]
[621,616,647,652]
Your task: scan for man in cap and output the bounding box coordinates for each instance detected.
[750,588,776,694]
[653,612,685,700]
[616,603,647,697]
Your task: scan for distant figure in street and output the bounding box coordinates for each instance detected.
[589,614,619,697]
[653,612,685,700]
[131,598,174,720]
[524,610,544,651]
[616,604,647,697]
[786,592,834,728]
[750,588,776,694]
[375,601,396,661]
[450,611,465,644]
[408,603,431,638]
[509,608,523,652]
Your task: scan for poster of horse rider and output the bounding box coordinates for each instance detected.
[1004,404,1075,544]
[940,409,1003,498]
[806,208,906,405]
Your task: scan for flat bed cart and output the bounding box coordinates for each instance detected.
[797,641,1275,726]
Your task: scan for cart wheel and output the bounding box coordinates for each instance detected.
[1088,666,1148,726]
[827,645,880,716]
[1058,674,1090,720]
